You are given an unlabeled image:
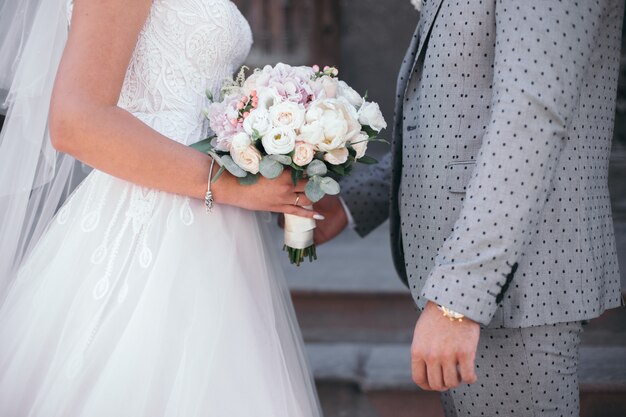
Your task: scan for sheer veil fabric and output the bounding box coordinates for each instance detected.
[0,0,90,300]
[0,0,322,415]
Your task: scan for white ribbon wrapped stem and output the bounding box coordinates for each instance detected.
[284,206,316,249]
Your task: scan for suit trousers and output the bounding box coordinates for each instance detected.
[440,321,583,417]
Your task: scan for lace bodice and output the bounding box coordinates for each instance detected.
[67,0,252,145]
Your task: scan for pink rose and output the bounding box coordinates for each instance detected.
[292,142,316,167]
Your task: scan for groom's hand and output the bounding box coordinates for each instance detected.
[311,195,348,245]
[411,301,480,391]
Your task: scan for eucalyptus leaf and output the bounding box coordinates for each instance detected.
[221,155,247,178]
[291,167,303,186]
[269,154,292,165]
[238,174,260,185]
[304,178,325,203]
[252,128,263,141]
[306,159,328,177]
[259,156,284,179]
[327,163,346,176]
[319,176,341,195]
[211,165,226,184]
[357,155,378,165]
[190,137,215,154]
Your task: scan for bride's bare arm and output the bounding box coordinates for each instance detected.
[49,0,317,218]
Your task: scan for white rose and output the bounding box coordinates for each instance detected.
[323,147,349,165]
[305,99,361,152]
[351,132,369,160]
[269,102,305,130]
[256,86,282,110]
[231,132,262,174]
[292,141,316,167]
[262,127,297,155]
[298,123,324,146]
[337,80,364,109]
[243,108,272,137]
[358,101,387,132]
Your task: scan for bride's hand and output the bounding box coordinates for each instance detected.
[212,169,323,220]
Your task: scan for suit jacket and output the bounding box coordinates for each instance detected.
[342,0,625,327]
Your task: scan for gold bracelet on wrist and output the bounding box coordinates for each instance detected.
[437,305,465,322]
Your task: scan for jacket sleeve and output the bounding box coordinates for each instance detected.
[421,0,610,325]
[341,151,392,237]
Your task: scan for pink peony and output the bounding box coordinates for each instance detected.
[206,93,245,151]
[244,63,317,107]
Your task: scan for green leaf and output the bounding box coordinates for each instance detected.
[357,155,379,165]
[259,156,284,179]
[291,167,303,186]
[190,137,216,154]
[221,155,248,178]
[319,176,341,195]
[327,163,346,176]
[304,177,326,203]
[269,154,292,165]
[306,159,328,177]
[211,165,226,184]
[238,174,260,185]
[251,128,263,141]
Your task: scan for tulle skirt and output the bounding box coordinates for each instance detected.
[0,170,322,417]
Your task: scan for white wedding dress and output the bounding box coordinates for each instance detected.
[0,1,322,416]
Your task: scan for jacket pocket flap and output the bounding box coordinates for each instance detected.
[445,161,476,193]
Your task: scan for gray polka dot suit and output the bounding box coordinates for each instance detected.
[342,1,625,415]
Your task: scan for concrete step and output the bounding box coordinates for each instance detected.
[308,343,626,417]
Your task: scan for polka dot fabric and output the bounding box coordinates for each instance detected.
[343,0,624,328]
[415,0,624,328]
[441,321,583,417]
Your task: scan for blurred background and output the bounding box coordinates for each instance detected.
[0,1,624,416]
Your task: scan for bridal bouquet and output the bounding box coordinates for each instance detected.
[192,63,387,265]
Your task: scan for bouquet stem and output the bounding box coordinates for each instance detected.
[283,210,317,265]
[284,244,317,266]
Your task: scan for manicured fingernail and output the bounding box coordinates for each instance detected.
[313,214,325,221]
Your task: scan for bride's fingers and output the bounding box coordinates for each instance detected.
[294,179,307,193]
[280,205,325,220]
[297,194,313,207]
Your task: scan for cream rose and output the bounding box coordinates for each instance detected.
[351,132,369,160]
[269,102,305,130]
[304,98,361,152]
[359,101,387,132]
[262,127,297,155]
[230,132,262,174]
[358,101,387,132]
[323,147,349,165]
[243,108,272,137]
[292,141,316,167]
[316,75,338,99]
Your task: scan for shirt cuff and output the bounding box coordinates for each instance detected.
[339,196,357,229]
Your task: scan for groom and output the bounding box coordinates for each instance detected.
[316,0,625,415]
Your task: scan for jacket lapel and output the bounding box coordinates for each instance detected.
[389,0,445,286]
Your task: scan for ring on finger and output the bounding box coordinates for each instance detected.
[294,194,301,207]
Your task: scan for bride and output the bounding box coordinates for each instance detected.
[0,0,324,415]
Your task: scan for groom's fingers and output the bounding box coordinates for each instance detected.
[426,362,446,392]
[411,358,430,390]
[442,361,461,389]
[458,353,478,385]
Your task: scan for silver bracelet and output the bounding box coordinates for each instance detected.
[205,158,216,213]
